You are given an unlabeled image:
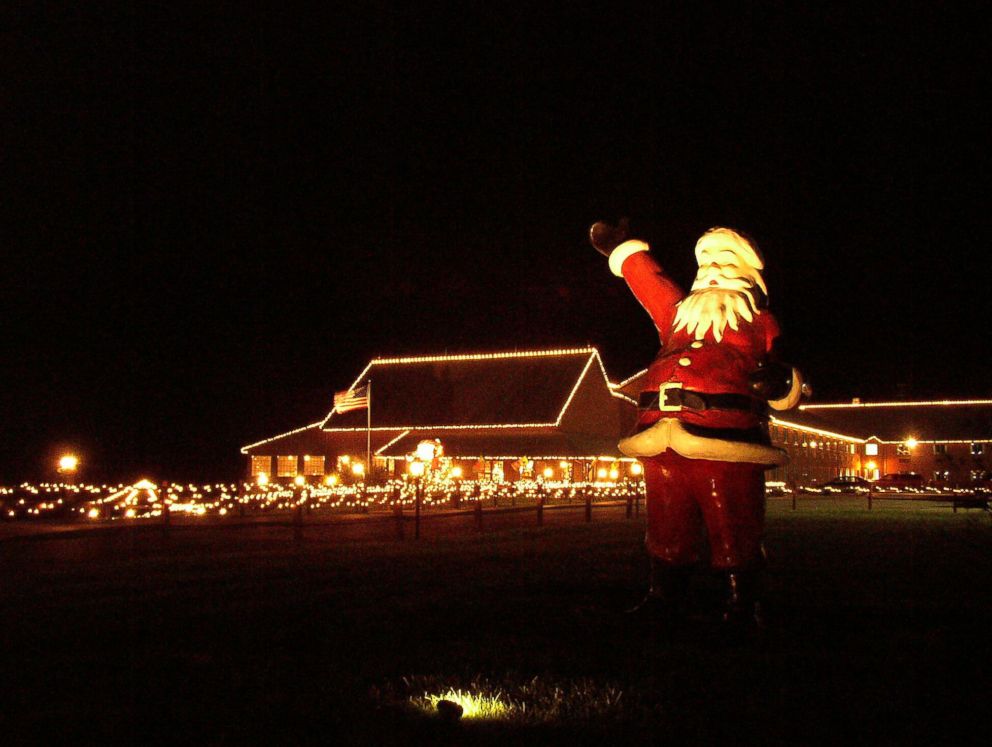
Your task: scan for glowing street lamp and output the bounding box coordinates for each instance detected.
[257,472,269,487]
[293,475,306,487]
[542,467,554,479]
[56,454,80,505]
[351,462,365,478]
[630,462,643,477]
[904,437,918,450]
[58,454,79,474]
[409,459,426,478]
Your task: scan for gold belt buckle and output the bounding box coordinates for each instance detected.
[658,382,683,412]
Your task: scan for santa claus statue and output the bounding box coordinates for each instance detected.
[590,219,804,637]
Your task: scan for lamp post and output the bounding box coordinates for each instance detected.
[57,454,79,512]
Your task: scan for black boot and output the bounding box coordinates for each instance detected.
[719,569,766,644]
[627,557,692,623]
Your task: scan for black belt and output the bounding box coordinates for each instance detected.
[638,388,764,413]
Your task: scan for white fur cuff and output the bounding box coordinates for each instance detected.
[609,240,650,277]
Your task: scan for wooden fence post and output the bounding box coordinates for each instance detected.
[293,489,304,541]
[585,493,592,523]
[536,485,544,526]
[867,481,874,511]
[625,489,633,519]
[414,481,422,540]
[160,481,170,536]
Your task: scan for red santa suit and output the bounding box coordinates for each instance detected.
[609,240,792,571]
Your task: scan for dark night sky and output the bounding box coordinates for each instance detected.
[3,4,990,481]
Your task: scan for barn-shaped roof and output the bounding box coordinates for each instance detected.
[241,347,638,457]
[793,400,992,443]
[320,347,632,430]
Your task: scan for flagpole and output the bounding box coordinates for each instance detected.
[366,380,372,483]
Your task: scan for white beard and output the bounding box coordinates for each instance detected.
[672,287,759,343]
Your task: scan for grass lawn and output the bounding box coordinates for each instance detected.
[2,501,990,744]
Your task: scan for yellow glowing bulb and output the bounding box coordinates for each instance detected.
[294,475,306,487]
[409,460,426,477]
[451,466,463,479]
[58,454,79,473]
[866,461,877,471]
[87,507,99,519]
[257,472,269,486]
[630,462,643,476]
[609,469,620,480]
[905,437,918,449]
[340,455,351,464]
[415,441,437,461]
[597,468,608,480]
[352,462,365,476]
[542,467,554,479]
[324,474,338,486]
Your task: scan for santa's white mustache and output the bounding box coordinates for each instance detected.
[672,287,758,343]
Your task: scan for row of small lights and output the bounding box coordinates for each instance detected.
[68,478,648,521]
[9,474,988,521]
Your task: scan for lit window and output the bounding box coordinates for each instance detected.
[250,455,271,477]
[865,443,878,456]
[971,443,985,456]
[276,455,297,477]
[933,444,947,455]
[302,455,325,476]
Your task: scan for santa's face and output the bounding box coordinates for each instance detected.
[690,244,753,294]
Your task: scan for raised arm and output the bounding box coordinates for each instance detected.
[590,221,685,342]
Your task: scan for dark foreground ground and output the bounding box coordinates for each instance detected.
[2,500,990,745]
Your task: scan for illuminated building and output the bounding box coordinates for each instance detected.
[243,349,992,488]
[241,348,640,482]
[614,375,992,488]
[789,399,992,487]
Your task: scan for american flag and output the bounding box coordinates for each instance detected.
[333,384,369,413]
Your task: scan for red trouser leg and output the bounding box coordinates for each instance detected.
[643,454,704,565]
[644,451,766,569]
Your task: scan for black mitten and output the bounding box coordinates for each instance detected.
[589,217,630,257]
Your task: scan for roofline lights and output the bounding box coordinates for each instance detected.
[324,423,560,433]
[375,430,411,456]
[613,368,649,390]
[368,347,599,366]
[802,399,992,410]
[240,422,324,454]
[875,438,992,445]
[555,351,598,423]
[376,453,637,461]
[769,416,866,444]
